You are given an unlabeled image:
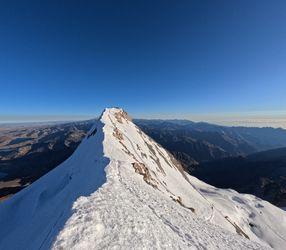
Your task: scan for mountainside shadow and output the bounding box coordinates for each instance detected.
[0,121,109,250]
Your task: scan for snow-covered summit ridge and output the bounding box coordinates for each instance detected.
[0,107,285,250]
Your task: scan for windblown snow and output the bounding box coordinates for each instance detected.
[0,108,285,250]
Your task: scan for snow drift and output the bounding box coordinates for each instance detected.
[0,108,285,250]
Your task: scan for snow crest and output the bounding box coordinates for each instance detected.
[0,108,285,250]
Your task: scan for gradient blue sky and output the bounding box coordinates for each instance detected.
[0,1,285,124]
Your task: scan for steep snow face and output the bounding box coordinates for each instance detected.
[0,108,285,250]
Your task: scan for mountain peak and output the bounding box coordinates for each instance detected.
[99,107,131,122]
[0,108,285,249]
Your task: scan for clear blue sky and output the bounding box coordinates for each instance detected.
[0,0,285,121]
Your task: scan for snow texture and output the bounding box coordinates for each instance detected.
[0,108,285,250]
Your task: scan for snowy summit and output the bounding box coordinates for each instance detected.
[0,108,286,249]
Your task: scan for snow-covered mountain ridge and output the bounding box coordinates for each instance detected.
[0,108,285,249]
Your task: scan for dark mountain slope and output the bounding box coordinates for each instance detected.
[135,119,286,171]
[192,147,286,206]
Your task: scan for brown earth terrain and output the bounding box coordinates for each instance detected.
[0,120,93,200]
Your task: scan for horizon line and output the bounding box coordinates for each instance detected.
[0,113,285,129]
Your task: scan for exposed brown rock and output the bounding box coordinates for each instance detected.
[225,216,250,239]
[113,128,124,141]
[115,110,132,124]
[171,196,195,213]
[132,162,158,189]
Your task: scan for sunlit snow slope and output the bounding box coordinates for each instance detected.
[0,108,285,250]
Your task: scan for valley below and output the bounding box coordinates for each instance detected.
[0,121,93,200]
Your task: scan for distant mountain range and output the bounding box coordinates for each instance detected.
[135,119,286,170]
